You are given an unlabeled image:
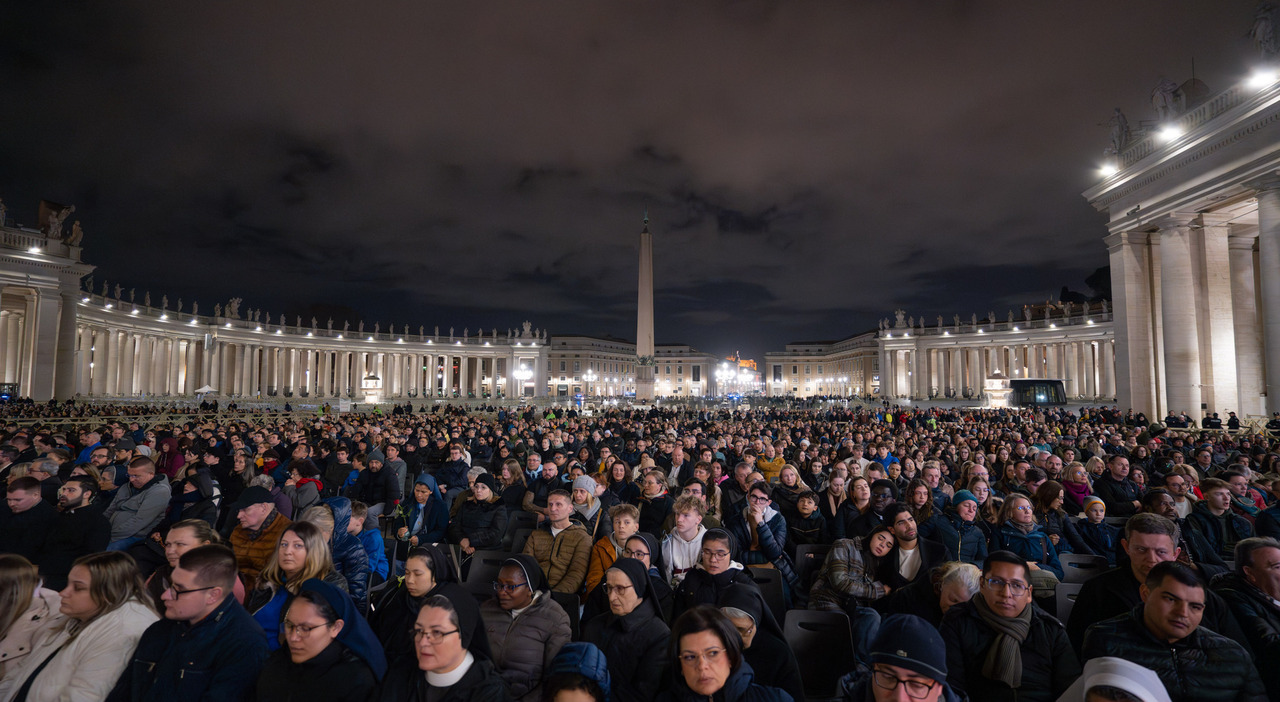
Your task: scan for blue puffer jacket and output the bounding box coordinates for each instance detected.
[323,497,371,612]
[932,509,988,566]
[997,521,1063,580]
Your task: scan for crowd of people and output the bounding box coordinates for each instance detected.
[0,399,1277,702]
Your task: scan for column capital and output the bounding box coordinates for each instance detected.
[1242,172,1280,193]
[1103,229,1150,252]
[1196,212,1235,227]
[1228,230,1259,250]
[1150,212,1198,231]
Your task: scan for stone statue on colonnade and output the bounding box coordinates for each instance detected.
[1151,77,1182,121]
[67,221,83,246]
[1254,2,1279,59]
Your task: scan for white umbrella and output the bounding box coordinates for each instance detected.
[194,385,217,394]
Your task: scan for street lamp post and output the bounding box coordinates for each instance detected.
[583,369,598,398]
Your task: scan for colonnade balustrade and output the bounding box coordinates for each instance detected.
[878,307,1116,402]
[67,291,549,400]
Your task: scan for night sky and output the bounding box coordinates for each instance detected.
[0,2,1263,361]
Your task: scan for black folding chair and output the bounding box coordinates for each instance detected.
[794,543,832,591]
[549,590,582,642]
[1056,581,1084,624]
[784,609,855,701]
[746,567,787,624]
[1059,553,1109,583]
[461,549,510,601]
[511,528,535,554]
[502,510,539,550]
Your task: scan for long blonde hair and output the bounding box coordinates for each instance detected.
[66,551,157,636]
[258,521,334,594]
[0,554,40,637]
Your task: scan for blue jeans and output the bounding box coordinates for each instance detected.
[107,536,143,551]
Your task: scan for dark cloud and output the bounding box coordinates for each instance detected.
[0,0,1263,360]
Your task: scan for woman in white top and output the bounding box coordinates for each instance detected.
[0,556,64,679]
[0,551,158,702]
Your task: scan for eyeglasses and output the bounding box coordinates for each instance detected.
[983,577,1030,595]
[283,619,330,637]
[622,548,649,559]
[701,549,730,560]
[492,582,529,593]
[167,584,217,599]
[748,494,771,503]
[412,628,460,644]
[602,584,633,596]
[872,669,937,700]
[678,647,725,666]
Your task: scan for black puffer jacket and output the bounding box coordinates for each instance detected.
[447,498,509,550]
[657,660,792,702]
[939,600,1079,702]
[1212,572,1280,699]
[1081,606,1266,702]
[582,600,671,702]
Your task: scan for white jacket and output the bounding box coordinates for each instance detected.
[662,524,707,586]
[0,598,158,702]
[0,589,63,679]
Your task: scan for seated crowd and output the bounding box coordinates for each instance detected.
[0,400,1277,702]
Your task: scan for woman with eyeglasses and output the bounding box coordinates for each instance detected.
[376,593,511,702]
[480,555,570,702]
[371,544,491,669]
[663,605,792,702]
[671,529,757,621]
[256,579,386,702]
[994,493,1064,594]
[245,521,347,650]
[583,532,673,626]
[582,559,671,702]
[718,587,803,702]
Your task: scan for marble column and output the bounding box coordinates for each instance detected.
[185,339,198,394]
[138,337,153,395]
[1157,215,1202,415]
[168,340,181,396]
[1228,230,1264,416]
[4,312,19,384]
[120,334,136,395]
[1254,180,1280,413]
[1105,231,1159,415]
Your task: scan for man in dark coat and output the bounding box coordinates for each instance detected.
[881,503,948,590]
[939,551,1079,702]
[1082,561,1265,702]
[38,476,110,591]
[107,545,269,702]
[1213,537,1280,699]
[0,476,56,560]
[835,479,897,540]
[1066,513,1247,654]
[1091,454,1142,517]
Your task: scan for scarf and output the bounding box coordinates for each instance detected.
[973,594,1031,688]
[1007,519,1038,536]
[1062,480,1091,504]
[297,476,323,493]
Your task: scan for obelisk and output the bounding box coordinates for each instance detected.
[636,213,655,401]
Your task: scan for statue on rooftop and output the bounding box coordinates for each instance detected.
[311,317,318,330]
[128,288,136,302]
[1254,2,1279,59]
[522,321,532,338]
[1023,307,1032,322]
[1063,301,1074,318]
[358,321,364,333]
[101,281,108,297]
[907,317,914,328]
[192,302,198,316]
[0,199,6,226]
[1105,108,1130,156]
[434,326,439,337]
[1151,77,1182,121]
[463,328,468,339]
[161,295,168,310]
[988,311,996,324]
[327,317,333,331]
[44,205,73,238]
[1102,300,1109,314]
[67,221,83,246]
[419,325,424,337]
[295,315,301,328]
[84,275,93,293]
[894,309,906,328]
[343,320,350,333]
[1008,310,1014,323]
[971,313,978,326]
[175,298,182,313]
[374,322,380,335]
[114,284,122,299]
[144,292,151,307]
[214,303,222,317]
[227,298,242,319]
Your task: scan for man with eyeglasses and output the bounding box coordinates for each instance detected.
[1082,561,1265,702]
[845,613,962,702]
[1163,471,1197,519]
[108,545,269,702]
[939,550,1079,702]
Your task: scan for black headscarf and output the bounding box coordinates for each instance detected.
[405,545,492,659]
[718,580,784,641]
[409,543,457,585]
[300,578,388,680]
[627,531,665,578]
[503,554,550,593]
[608,558,651,601]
